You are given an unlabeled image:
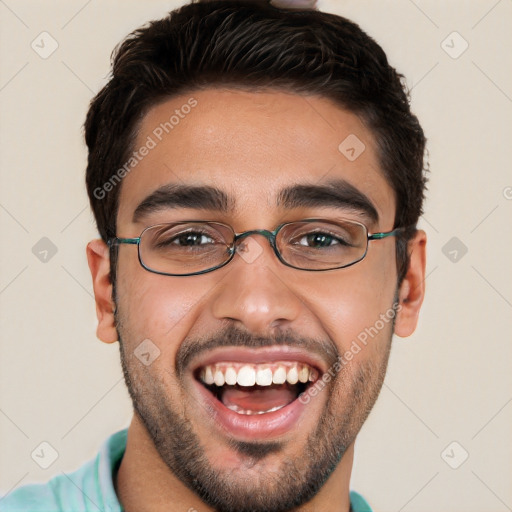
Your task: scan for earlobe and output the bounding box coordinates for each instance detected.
[86,239,118,344]
[394,230,427,338]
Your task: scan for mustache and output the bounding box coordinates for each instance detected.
[175,324,339,379]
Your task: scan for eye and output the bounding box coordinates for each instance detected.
[170,231,214,247]
[294,229,353,249]
[151,226,224,250]
[298,232,340,248]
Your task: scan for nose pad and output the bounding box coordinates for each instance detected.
[235,236,265,265]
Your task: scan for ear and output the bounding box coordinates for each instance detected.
[394,230,427,338]
[86,239,118,343]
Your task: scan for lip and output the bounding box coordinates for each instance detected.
[188,346,328,441]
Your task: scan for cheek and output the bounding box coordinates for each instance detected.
[303,254,397,356]
[116,258,209,353]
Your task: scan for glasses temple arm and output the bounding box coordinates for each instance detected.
[107,237,140,247]
[368,226,413,240]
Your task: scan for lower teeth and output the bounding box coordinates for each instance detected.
[226,403,286,415]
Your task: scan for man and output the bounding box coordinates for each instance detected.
[1,0,427,510]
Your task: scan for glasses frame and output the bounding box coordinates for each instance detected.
[108,219,406,277]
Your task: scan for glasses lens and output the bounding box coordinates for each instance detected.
[139,222,233,275]
[278,220,367,270]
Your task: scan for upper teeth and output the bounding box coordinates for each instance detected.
[199,362,318,387]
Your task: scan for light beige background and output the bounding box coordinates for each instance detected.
[1,1,511,511]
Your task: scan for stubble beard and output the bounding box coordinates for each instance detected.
[114,312,393,512]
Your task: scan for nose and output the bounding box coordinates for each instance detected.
[210,235,303,334]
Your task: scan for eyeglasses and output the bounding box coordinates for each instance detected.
[108,219,405,276]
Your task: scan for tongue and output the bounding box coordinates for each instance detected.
[220,384,297,413]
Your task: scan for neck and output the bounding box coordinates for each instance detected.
[116,415,355,512]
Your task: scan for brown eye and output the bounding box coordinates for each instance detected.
[171,232,214,247]
[301,233,338,248]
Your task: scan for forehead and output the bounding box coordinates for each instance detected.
[117,88,395,228]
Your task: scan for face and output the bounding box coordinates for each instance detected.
[88,89,426,512]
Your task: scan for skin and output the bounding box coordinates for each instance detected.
[87,89,426,512]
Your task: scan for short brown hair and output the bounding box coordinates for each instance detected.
[85,0,427,285]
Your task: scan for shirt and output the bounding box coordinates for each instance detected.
[0,429,373,511]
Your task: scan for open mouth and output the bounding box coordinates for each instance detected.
[195,362,319,416]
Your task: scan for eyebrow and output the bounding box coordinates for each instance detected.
[132,184,234,223]
[132,179,379,224]
[277,179,379,224]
